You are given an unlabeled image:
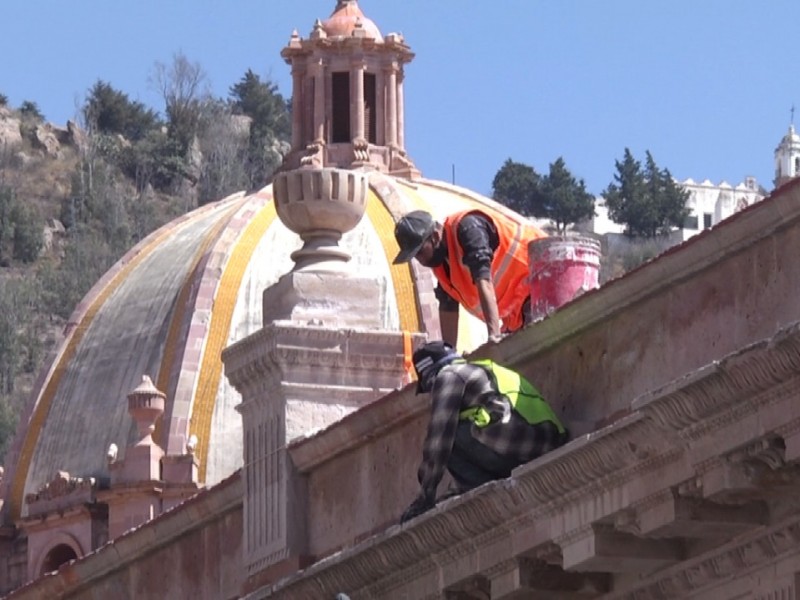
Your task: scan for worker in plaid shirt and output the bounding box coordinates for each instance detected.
[401,341,568,523]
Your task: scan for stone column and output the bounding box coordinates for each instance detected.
[385,63,398,148]
[352,61,365,142]
[291,66,303,149]
[397,69,406,150]
[313,59,326,143]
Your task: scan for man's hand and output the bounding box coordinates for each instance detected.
[400,494,435,524]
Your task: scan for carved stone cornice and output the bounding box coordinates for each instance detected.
[224,323,413,396]
[608,516,800,599]
[255,321,800,599]
[634,321,800,438]
[513,414,676,512]
[24,471,98,518]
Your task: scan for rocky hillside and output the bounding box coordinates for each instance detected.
[0,72,292,460]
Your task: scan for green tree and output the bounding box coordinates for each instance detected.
[151,52,208,157]
[84,80,160,141]
[604,149,690,237]
[11,202,43,263]
[18,100,43,121]
[0,94,8,107]
[491,159,541,215]
[37,229,115,320]
[538,157,595,233]
[229,69,291,189]
[0,186,14,264]
[196,99,249,205]
[0,278,38,394]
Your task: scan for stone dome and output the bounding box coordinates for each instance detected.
[322,0,383,41]
[2,171,526,519]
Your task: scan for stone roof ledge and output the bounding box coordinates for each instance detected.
[253,179,800,598]
[261,319,800,599]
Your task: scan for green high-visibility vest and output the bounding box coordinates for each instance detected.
[456,359,566,434]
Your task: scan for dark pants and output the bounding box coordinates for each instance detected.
[446,421,521,491]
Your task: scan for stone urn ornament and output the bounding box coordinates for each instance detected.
[272,168,368,272]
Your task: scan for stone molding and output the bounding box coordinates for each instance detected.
[24,472,97,518]
[607,517,800,599]
[255,320,800,599]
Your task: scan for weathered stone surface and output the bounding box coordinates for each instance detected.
[0,108,22,148]
[31,123,60,156]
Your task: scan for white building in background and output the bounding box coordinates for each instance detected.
[774,122,800,188]
[588,119,800,241]
[589,176,765,242]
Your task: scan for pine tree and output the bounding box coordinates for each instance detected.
[604,148,689,237]
[538,157,595,233]
[491,159,541,216]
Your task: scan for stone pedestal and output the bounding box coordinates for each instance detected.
[224,324,421,582]
[225,166,426,585]
[263,272,382,330]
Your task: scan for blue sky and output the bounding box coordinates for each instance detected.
[2,1,797,196]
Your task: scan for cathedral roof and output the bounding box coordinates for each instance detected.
[2,172,523,520]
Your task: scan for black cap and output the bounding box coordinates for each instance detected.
[412,340,458,393]
[393,210,435,264]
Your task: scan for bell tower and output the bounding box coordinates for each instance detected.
[774,107,800,188]
[280,0,419,178]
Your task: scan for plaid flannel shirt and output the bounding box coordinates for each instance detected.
[417,361,563,500]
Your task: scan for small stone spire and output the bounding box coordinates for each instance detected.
[128,375,166,447]
[107,375,166,485]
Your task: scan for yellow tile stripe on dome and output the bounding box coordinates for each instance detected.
[7,199,243,520]
[153,207,242,449]
[365,185,421,333]
[190,198,277,483]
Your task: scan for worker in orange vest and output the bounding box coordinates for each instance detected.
[393,209,547,346]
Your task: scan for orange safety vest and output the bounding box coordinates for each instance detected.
[432,210,546,332]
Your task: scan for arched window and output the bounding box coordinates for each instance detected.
[40,543,78,575]
[794,157,800,175]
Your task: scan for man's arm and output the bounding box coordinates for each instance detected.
[439,307,459,347]
[435,284,461,347]
[476,278,502,341]
[456,213,501,340]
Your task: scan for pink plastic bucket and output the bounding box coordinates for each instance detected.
[528,235,601,321]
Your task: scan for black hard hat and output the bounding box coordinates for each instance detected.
[393,210,435,264]
[412,340,458,393]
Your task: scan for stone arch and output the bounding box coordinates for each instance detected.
[34,531,83,576]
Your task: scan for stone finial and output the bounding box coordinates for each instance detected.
[272,168,368,272]
[288,29,302,49]
[127,375,166,445]
[186,434,198,455]
[311,19,327,39]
